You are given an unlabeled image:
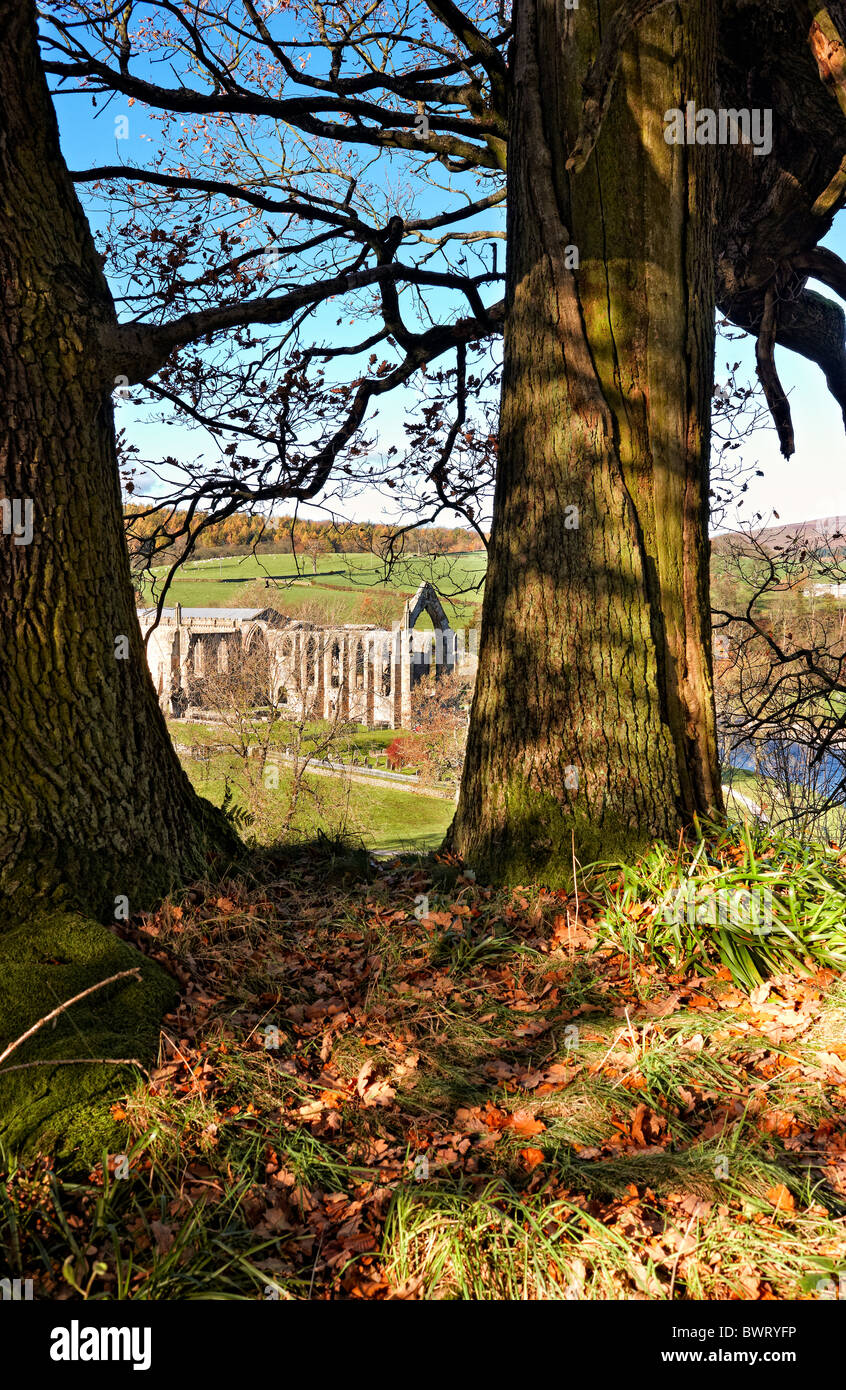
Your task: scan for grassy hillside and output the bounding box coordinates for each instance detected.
[183,748,455,853]
[139,551,486,630]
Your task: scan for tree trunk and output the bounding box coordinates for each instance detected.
[451,0,721,883]
[0,0,236,924]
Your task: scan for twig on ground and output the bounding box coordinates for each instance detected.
[0,968,142,1071]
[0,1057,149,1076]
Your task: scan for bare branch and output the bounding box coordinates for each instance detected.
[423,0,511,117]
[0,1056,148,1075]
[69,165,362,228]
[105,265,502,383]
[0,968,142,1070]
[755,283,795,458]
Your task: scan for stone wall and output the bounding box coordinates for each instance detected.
[137,583,477,729]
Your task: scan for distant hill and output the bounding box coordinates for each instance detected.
[713,514,846,554]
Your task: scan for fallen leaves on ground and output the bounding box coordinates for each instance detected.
[9,845,846,1301]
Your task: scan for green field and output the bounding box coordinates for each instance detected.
[168,719,400,756]
[183,748,455,851]
[140,550,486,629]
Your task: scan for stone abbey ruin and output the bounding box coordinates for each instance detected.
[138,582,477,729]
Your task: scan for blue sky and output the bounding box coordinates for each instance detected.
[53,81,497,528]
[52,79,846,533]
[710,215,846,530]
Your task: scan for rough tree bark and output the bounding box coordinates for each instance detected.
[451,0,721,882]
[0,0,236,924]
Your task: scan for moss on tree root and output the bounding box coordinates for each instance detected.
[454,779,670,889]
[0,912,177,1168]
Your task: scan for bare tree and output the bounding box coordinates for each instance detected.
[410,666,472,784]
[277,695,358,840]
[194,632,357,839]
[714,522,846,840]
[194,642,285,816]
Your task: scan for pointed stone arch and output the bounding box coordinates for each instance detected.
[403,581,451,633]
[401,583,455,719]
[243,621,269,655]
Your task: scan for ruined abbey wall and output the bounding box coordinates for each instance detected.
[137,583,476,730]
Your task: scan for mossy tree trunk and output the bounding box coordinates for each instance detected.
[0,0,236,924]
[451,0,722,883]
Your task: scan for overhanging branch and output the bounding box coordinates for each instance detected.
[755,283,795,458]
[103,265,502,382]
